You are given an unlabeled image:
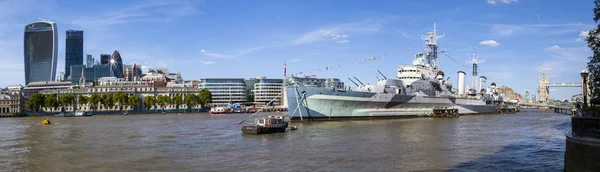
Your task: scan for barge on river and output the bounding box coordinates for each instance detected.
[242,115,288,134]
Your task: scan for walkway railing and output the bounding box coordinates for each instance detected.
[571,116,600,139]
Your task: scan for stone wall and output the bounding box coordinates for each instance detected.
[564,135,600,172]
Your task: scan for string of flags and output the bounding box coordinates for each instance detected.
[288,45,421,77]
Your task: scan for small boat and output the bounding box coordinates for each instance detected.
[74,110,90,117]
[54,113,65,117]
[241,115,289,134]
[210,106,230,114]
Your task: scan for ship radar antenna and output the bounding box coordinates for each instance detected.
[421,23,445,74]
[466,49,485,91]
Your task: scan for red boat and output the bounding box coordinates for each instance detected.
[210,107,230,114]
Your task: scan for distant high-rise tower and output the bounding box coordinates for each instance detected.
[65,30,83,77]
[100,54,111,64]
[109,50,124,78]
[86,54,93,67]
[24,20,58,85]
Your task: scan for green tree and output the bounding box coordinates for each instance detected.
[588,1,600,97]
[184,94,199,111]
[129,94,142,110]
[58,93,75,110]
[44,93,59,112]
[78,95,89,110]
[114,91,129,110]
[144,95,156,110]
[101,93,114,110]
[89,93,101,111]
[157,95,170,111]
[172,94,183,110]
[198,89,213,108]
[27,93,45,112]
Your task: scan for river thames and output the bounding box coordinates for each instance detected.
[0,109,569,171]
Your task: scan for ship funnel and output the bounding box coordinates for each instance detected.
[354,77,365,86]
[458,71,466,96]
[479,76,487,91]
[377,70,388,80]
[347,78,359,87]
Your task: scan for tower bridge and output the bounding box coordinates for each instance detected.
[537,73,589,103]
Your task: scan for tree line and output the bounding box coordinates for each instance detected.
[27,89,212,112]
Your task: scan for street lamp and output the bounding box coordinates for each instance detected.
[581,70,589,109]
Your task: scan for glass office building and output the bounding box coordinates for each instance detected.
[24,20,58,85]
[100,54,111,64]
[109,50,124,78]
[253,78,284,106]
[70,64,111,84]
[64,30,83,77]
[199,78,247,105]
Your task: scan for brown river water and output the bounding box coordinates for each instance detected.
[0,109,570,171]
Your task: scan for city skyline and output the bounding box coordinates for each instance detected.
[0,0,595,99]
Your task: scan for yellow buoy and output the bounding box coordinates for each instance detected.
[41,119,51,125]
[291,126,298,130]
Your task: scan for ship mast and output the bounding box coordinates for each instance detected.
[467,50,484,92]
[421,23,444,75]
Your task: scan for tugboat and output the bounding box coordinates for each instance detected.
[241,115,289,134]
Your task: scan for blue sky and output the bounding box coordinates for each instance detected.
[0,0,595,100]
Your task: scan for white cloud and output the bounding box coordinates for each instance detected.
[293,19,385,45]
[490,23,592,36]
[577,30,590,42]
[199,61,215,65]
[289,59,300,63]
[71,1,198,29]
[204,52,233,58]
[336,40,350,44]
[200,49,206,53]
[487,0,518,4]
[545,45,562,51]
[534,46,589,75]
[479,40,500,47]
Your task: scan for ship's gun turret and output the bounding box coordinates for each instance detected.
[348,78,359,87]
[354,76,365,86]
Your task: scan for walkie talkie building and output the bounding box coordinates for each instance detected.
[24,20,58,85]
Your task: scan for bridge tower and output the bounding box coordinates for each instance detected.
[539,73,549,102]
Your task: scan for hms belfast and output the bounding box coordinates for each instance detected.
[283,24,509,120]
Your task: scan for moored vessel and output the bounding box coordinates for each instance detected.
[210,106,230,114]
[241,115,288,134]
[283,24,511,120]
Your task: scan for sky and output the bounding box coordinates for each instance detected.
[0,0,596,101]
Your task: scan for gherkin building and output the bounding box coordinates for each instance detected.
[109,50,124,78]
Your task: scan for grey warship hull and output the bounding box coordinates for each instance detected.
[284,86,500,120]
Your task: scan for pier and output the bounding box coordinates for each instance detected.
[432,108,459,118]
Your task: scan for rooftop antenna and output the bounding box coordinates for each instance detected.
[353,76,365,86]
[377,70,388,80]
[348,78,359,87]
[466,48,484,91]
